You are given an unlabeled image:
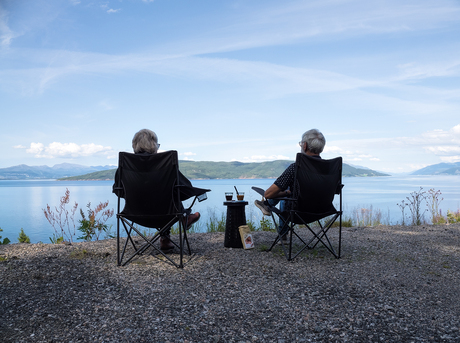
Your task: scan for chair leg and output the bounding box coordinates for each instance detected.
[302,217,341,259]
[118,217,188,268]
[179,220,183,269]
[270,213,342,260]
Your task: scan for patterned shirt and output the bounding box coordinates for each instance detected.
[274,163,296,191]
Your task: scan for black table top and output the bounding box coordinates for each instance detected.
[223,201,248,206]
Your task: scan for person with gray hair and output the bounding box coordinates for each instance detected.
[254,129,326,241]
[113,129,201,251]
[131,129,160,154]
[300,128,326,155]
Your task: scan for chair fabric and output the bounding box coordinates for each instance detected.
[255,153,343,260]
[114,151,209,267]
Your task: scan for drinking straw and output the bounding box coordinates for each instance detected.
[234,186,239,195]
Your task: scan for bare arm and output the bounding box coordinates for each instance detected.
[264,183,291,199]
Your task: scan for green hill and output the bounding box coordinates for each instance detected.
[342,164,388,177]
[58,160,389,181]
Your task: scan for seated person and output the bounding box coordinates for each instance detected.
[255,129,325,241]
[113,129,201,251]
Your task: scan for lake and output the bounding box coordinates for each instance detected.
[1,176,460,243]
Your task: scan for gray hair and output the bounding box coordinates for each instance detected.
[301,129,325,154]
[132,129,159,154]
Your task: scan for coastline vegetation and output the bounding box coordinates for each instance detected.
[18,228,30,243]
[43,188,114,244]
[3,187,460,245]
[0,228,11,245]
[58,161,389,181]
[77,201,114,241]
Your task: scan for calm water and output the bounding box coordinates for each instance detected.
[1,176,459,243]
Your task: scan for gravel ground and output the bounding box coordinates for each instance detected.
[1,224,459,343]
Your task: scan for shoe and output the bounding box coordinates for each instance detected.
[184,212,200,229]
[277,234,288,245]
[255,200,271,216]
[160,236,174,251]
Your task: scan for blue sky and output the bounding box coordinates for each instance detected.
[1,0,460,173]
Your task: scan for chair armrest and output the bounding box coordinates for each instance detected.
[252,186,296,202]
[251,186,265,197]
[175,184,211,194]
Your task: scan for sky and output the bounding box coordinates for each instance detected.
[1,0,460,174]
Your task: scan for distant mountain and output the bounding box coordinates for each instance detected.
[58,160,389,181]
[411,162,460,175]
[0,163,114,180]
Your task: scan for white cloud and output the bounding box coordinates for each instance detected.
[324,145,380,162]
[396,60,460,81]
[452,124,460,134]
[439,156,460,163]
[323,124,460,172]
[4,0,460,98]
[425,146,460,155]
[0,6,18,47]
[419,124,460,156]
[26,142,113,159]
[27,142,45,155]
[107,9,121,14]
[13,145,26,149]
[0,51,373,96]
[180,152,196,160]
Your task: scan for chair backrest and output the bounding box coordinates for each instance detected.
[294,153,342,215]
[116,151,180,220]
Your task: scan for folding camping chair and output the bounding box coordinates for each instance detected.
[114,151,210,268]
[252,153,343,260]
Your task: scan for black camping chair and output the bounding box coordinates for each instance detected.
[252,153,343,260]
[113,151,210,268]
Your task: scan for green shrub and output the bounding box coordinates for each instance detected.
[206,209,226,233]
[333,217,353,227]
[0,228,10,245]
[49,234,64,244]
[257,217,276,232]
[447,210,460,223]
[69,249,89,259]
[18,228,30,243]
[77,201,114,241]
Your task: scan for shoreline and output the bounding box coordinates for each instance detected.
[1,224,459,342]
